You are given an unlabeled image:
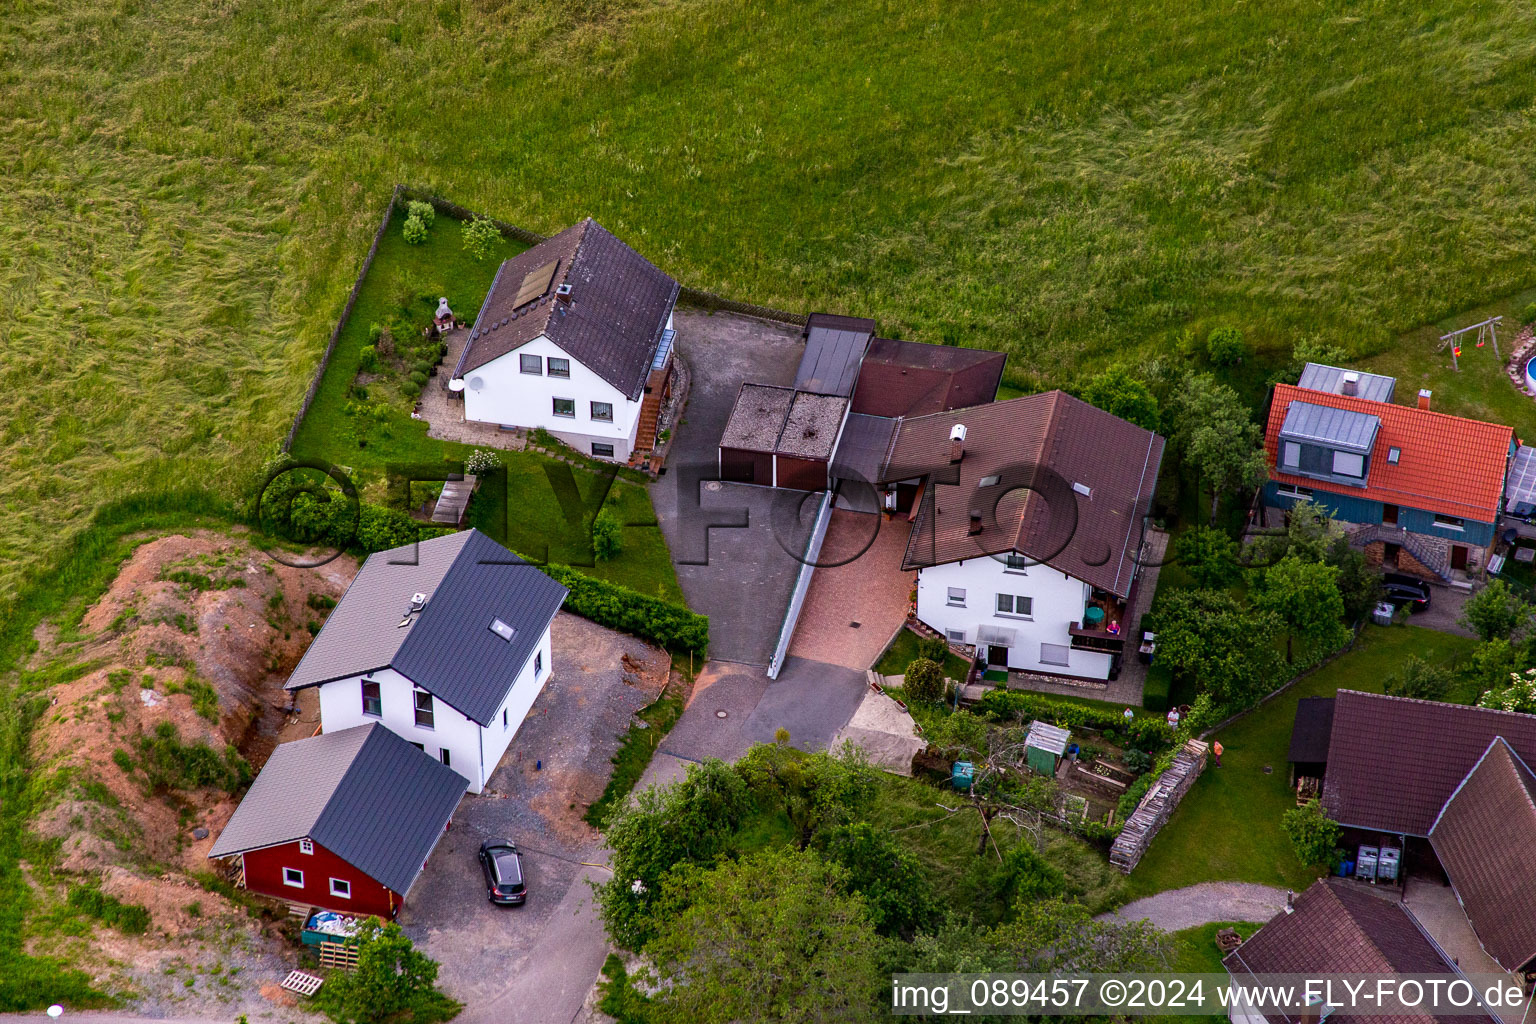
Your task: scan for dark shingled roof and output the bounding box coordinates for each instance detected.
[851,338,1007,418]
[1225,879,1496,1024]
[886,392,1164,597]
[795,313,875,397]
[209,724,465,895]
[1321,690,1536,836]
[1288,696,1336,764]
[286,530,568,727]
[1428,738,1536,972]
[453,219,679,401]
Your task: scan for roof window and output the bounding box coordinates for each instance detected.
[490,618,516,642]
[1388,447,1401,464]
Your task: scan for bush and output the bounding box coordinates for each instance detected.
[1384,655,1451,702]
[1205,325,1248,366]
[315,917,459,1024]
[1282,799,1341,867]
[412,360,433,377]
[132,721,251,793]
[464,449,502,474]
[1122,747,1153,773]
[916,636,950,663]
[591,507,623,562]
[813,823,941,939]
[539,562,708,654]
[265,479,452,556]
[976,690,1174,751]
[358,345,379,373]
[461,216,501,261]
[402,381,422,400]
[409,370,428,387]
[406,199,435,227]
[401,214,428,246]
[1523,302,1536,326]
[902,657,944,703]
[67,885,151,935]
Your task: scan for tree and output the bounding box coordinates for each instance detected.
[902,656,944,704]
[461,216,501,261]
[1174,527,1240,588]
[1153,588,1283,707]
[1170,373,1268,524]
[1460,579,1533,643]
[319,918,452,1024]
[1205,326,1248,367]
[1384,655,1451,702]
[591,506,623,561]
[1327,537,1381,624]
[1285,336,1350,381]
[1077,367,1160,432]
[1282,799,1341,867]
[1478,668,1536,714]
[1465,638,1523,700]
[735,742,877,848]
[1250,555,1348,663]
[1263,499,1334,565]
[814,823,940,939]
[641,848,884,1024]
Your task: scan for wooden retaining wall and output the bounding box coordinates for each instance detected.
[1109,739,1209,873]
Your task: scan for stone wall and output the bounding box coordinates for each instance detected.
[1109,739,1209,873]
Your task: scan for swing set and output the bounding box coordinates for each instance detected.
[1439,315,1502,371]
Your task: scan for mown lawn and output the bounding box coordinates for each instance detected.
[873,629,972,681]
[1127,625,1476,898]
[13,0,1536,610]
[288,219,683,603]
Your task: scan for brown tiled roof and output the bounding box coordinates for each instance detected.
[886,391,1164,597]
[454,219,679,401]
[1224,879,1495,1024]
[1321,690,1536,836]
[1428,738,1536,972]
[851,338,1007,418]
[1265,383,1513,523]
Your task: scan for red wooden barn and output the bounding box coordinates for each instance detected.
[209,723,465,918]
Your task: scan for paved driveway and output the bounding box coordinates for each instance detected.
[789,510,914,670]
[400,613,668,1024]
[649,309,812,664]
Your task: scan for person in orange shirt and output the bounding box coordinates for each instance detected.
[1213,740,1224,767]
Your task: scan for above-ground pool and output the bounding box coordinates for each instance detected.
[1526,355,1536,392]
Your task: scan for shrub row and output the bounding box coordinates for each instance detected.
[262,482,451,556]
[975,690,1173,751]
[539,562,708,655]
[67,885,150,935]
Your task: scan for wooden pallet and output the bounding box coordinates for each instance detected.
[281,970,324,997]
[319,940,360,970]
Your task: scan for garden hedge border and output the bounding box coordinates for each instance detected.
[538,561,709,655]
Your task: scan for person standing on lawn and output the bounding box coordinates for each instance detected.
[1213,740,1224,766]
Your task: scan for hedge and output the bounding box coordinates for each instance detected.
[1141,664,1173,714]
[539,562,708,655]
[262,484,451,556]
[975,690,1173,751]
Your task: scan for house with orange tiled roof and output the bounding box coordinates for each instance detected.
[1260,363,1516,581]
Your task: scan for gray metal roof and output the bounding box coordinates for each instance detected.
[209,724,466,894]
[1279,400,1381,453]
[1297,362,1397,403]
[795,313,875,397]
[286,530,568,726]
[830,413,898,486]
[1026,720,1071,756]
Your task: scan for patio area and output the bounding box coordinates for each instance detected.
[417,326,530,450]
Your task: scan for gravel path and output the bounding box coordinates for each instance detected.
[1103,882,1289,932]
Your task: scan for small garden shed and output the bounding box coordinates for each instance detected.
[1026,720,1071,776]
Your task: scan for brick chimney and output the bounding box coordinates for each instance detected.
[949,423,966,464]
[1418,388,1432,411]
[968,512,983,536]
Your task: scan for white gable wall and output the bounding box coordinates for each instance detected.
[460,336,642,459]
[915,558,1114,680]
[313,620,554,793]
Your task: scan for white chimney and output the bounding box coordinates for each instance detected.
[1341,371,1359,397]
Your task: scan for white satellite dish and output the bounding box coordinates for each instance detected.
[468,376,485,392]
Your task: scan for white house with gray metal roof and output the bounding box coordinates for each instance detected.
[285,529,568,794]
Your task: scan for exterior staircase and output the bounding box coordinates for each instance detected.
[634,381,665,452]
[1346,524,1452,581]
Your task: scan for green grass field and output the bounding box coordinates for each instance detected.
[11,0,1536,606]
[1128,625,1476,897]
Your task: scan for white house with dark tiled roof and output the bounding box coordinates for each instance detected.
[449,219,679,461]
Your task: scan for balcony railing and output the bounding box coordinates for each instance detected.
[1069,622,1126,653]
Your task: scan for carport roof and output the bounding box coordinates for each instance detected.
[795,313,875,397]
[209,724,466,895]
[720,384,795,453]
[830,413,899,487]
[778,392,848,460]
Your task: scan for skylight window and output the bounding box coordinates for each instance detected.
[1388,447,1401,464]
[1072,482,1093,498]
[977,474,1002,487]
[490,618,516,642]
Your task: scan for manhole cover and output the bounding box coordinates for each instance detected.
[716,710,728,719]
[705,480,722,492]
[1262,765,1273,774]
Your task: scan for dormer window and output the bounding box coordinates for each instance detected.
[1331,451,1365,477]
[1282,442,1300,469]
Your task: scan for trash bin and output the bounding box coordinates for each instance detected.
[1371,602,1395,626]
[952,761,974,791]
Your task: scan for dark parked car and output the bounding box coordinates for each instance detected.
[1382,573,1431,611]
[478,840,526,905]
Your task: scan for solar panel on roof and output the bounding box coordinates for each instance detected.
[513,260,560,307]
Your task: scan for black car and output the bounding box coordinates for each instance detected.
[1381,573,1431,611]
[478,840,527,905]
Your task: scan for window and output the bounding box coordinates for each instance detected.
[1331,450,1365,477]
[503,708,509,730]
[1282,441,1300,468]
[552,397,575,418]
[977,474,1001,487]
[534,651,543,676]
[414,689,435,729]
[945,629,967,643]
[283,868,304,888]
[1072,481,1093,498]
[299,838,314,855]
[1276,483,1314,499]
[329,878,352,899]
[946,587,966,607]
[591,442,615,459]
[1040,643,1070,668]
[1388,447,1401,464]
[996,594,1033,618]
[547,357,570,379]
[490,618,516,642]
[520,354,542,375]
[361,680,381,717]
[1003,553,1029,573]
[590,401,613,422]
[440,748,451,768]
[1434,514,1465,531]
